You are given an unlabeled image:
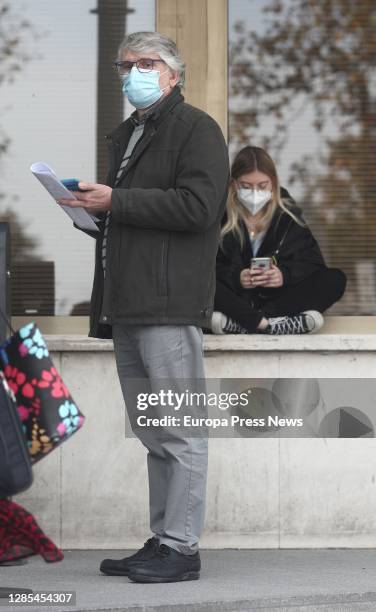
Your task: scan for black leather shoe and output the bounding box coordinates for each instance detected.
[127,543,200,583]
[100,536,159,576]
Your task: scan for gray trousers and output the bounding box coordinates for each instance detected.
[112,324,208,555]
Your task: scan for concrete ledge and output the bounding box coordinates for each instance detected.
[43,334,376,352]
[204,333,376,352]
[42,317,376,352]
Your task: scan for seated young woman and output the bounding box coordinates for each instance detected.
[212,146,347,335]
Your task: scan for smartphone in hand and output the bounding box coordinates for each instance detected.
[61,178,82,192]
[250,257,272,271]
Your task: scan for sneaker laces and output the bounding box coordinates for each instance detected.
[269,314,310,335]
[224,317,248,334]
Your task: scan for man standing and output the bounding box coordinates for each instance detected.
[59,31,229,583]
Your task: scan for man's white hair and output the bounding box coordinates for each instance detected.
[118,31,186,88]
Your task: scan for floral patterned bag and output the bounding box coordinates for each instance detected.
[0,322,85,464]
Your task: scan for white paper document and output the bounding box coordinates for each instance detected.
[30,162,99,232]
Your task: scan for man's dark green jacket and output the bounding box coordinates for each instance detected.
[87,87,229,338]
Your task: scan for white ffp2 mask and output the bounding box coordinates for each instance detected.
[237,188,272,215]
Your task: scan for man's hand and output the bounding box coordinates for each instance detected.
[241,263,284,289]
[58,182,113,214]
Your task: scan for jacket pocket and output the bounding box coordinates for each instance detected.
[157,238,169,296]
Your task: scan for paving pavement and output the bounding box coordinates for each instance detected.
[1,549,376,611]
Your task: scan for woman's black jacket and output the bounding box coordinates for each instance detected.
[216,195,326,297]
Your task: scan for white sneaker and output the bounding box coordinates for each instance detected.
[265,310,324,335]
[211,311,248,334]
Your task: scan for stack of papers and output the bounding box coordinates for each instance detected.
[30,162,99,232]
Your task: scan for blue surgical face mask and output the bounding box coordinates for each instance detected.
[121,67,169,109]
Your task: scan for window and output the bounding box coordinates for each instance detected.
[229,0,376,314]
[0,0,155,321]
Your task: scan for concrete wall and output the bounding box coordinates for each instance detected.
[16,330,376,549]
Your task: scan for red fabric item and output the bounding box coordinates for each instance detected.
[0,499,63,563]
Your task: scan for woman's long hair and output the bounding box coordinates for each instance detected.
[221,146,302,249]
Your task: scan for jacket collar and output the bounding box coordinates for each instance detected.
[130,86,184,126]
[108,86,184,141]
[105,86,184,186]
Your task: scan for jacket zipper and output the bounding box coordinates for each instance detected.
[105,134,121,185]
[273,219,293,258]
